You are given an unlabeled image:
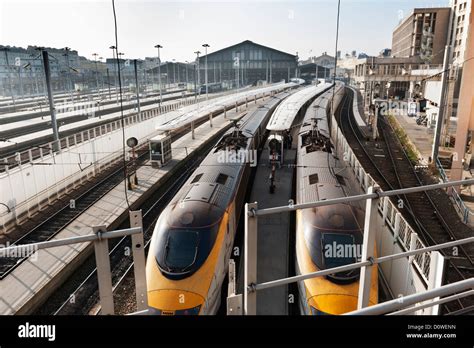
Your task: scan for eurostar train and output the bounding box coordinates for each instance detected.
[295,83,378,315]
[145,93,289,315]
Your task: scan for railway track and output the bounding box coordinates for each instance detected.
[41,146,207,315]
[0,92,192,140]
[337,87,474,314]
[33,99,248,314]
[0,105,219,280]
[0,147,150,279]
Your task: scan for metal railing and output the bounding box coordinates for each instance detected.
[346,278,474,315]
[239,178,474,315]
[436,157,472,223]
[0,210,147,315]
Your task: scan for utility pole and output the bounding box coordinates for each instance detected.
[202,43,210,100]
[432,45,452,163]
[154,44,163,104]
[134,59,141,115]
[41,49,60,151]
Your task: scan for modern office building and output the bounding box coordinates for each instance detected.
[392,7,451,64]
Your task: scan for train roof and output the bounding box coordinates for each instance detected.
[297,81,347,204]
[168,93,281,212]
[155,82,295,132]
[266,82,333,132]
[238,93,289,137]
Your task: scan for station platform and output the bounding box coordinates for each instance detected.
[251,147,295,315]
[0,100,262,315]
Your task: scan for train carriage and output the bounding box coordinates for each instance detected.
[295,82,378,315]
[145,93,288,315]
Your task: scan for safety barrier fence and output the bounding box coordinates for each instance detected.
[237,179,474,315]
[436,158,472,224]
[0,210,147,315]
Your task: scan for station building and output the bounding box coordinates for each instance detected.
[197,40,298,87]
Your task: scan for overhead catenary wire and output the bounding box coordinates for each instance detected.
[111,0,131,210]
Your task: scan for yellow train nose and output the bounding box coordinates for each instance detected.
[147,289,205,315]
[309,294,359,315]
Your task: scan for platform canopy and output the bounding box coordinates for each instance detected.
[266,83,332,132]
[155,81,297,132]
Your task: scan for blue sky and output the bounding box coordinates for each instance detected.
[0,0,450,62]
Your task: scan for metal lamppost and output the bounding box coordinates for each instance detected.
[202,43,210,100]
[99,56,104,92]
[109,46,118,102]
[92,53,100,97]
[154,44,163,103]
[194,51,201,97]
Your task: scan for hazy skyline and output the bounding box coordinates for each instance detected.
[0,0,450,62]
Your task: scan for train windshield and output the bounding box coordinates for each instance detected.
[155,223,220,280]
[321,233,358,269]
[303,205,363,284]
[163,230,199,271]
